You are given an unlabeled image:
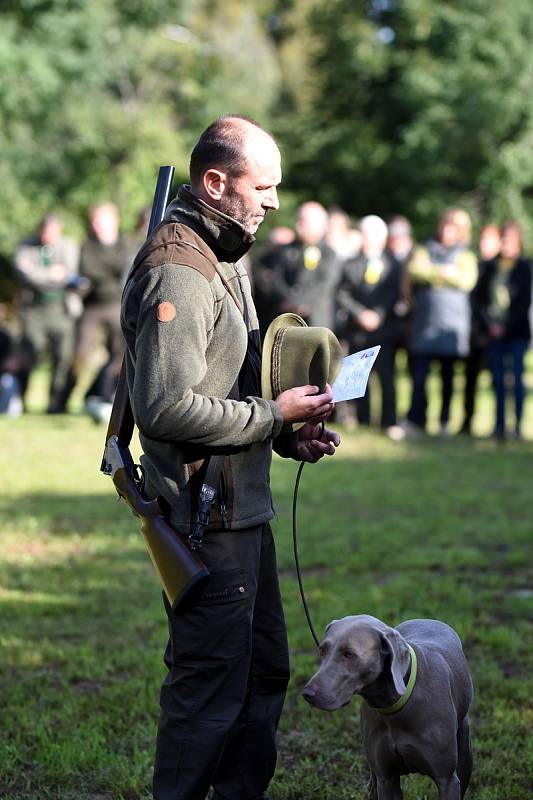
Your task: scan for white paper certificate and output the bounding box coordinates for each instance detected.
[332,346,381,402]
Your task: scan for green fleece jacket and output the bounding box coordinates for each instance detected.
[121,185,290,533]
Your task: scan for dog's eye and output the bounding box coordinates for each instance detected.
[343,650,355,659]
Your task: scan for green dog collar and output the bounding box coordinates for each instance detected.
[370,644,418,715]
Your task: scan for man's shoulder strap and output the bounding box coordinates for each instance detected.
[129,221,217,284]
[127,220,243,316]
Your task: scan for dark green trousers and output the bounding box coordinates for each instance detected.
[20,302,76,411]
[153,523,290,800]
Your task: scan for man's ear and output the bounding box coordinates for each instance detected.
[379,629,408,696]
[203,168,227,201]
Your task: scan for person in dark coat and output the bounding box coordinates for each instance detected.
[75,202,131,421]
[459,224,502,435]
[336,215,404,438]
[253,202,342,337]
[472,221,531,439]
[387,215,415,355]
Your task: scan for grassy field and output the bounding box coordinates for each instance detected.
[0,366,532,799]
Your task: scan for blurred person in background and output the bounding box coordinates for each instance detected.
[459,223,502,435]
[326,206,361,260]
[404,209,478,436]
[289,201,344,327]
[449,208,472,248]
[387,214,415,354]
[0,302,23,417]
[124,205,152,284]
[75,202,130,422]
[252,226,294,336]
[387,215,415,265]
[478,224,503,263]
[335,215,404,439]
[267,225,295,247]
[14,213,79,413]
[252,201,341,336]
[472,221,531,440]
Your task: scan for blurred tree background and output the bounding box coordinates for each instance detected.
[1,0,533,256]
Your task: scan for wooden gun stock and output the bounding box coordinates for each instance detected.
[104,436,209,612]
[101,166,210,613]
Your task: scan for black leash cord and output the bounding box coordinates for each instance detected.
[292,420,327,649]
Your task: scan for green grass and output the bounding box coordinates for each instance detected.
[1,366,532,799]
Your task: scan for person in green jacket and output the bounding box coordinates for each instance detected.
[14,213,79,412]
[75,202,131,421]
[122,115,340,800]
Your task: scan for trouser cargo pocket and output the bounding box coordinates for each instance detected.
[196,567,247,605]
[164,568,251,665]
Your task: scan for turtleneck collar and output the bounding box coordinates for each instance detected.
[428,238,463,262]
[164,185,256,264]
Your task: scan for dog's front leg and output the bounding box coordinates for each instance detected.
[376,774,403,799]
[436,772,461,800]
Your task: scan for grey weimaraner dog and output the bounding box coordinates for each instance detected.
[302,615,473,799]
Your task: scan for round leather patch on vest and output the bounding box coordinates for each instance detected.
[157,301,176,322]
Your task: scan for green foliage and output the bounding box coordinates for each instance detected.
[0,0,280,252]
[2,0,533,256]
[272,0,533,239]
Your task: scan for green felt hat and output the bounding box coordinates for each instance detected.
[261,313,343,403]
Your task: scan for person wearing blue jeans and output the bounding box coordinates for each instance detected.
[471,221,531,439]
[488,339,529,439]
[408,354,456,432]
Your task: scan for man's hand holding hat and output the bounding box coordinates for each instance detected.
[262,313,342,462]
[262,313,342,427]
[275,383,335,425]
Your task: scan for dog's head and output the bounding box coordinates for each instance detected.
[302,615,410,711]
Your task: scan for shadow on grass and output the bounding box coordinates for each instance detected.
[0,490,163,669]
[0,494,163,799]
[0,489,132,535]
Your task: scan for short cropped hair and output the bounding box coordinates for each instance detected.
[189,115,269,186]
[90,201,119,218]
[387,215,412,238]
[500,220,522,239]
[39,212,61,230]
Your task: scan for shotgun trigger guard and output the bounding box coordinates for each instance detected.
[132,461,144,487]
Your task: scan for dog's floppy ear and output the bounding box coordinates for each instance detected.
[324,619,339,635]
[380,629,408,696]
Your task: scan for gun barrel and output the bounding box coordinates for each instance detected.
[100,164,209,614]
[148,166,175,234]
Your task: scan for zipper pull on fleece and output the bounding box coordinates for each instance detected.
[219,499,229,529]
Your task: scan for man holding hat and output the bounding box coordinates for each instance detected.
[121,115,341,800]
